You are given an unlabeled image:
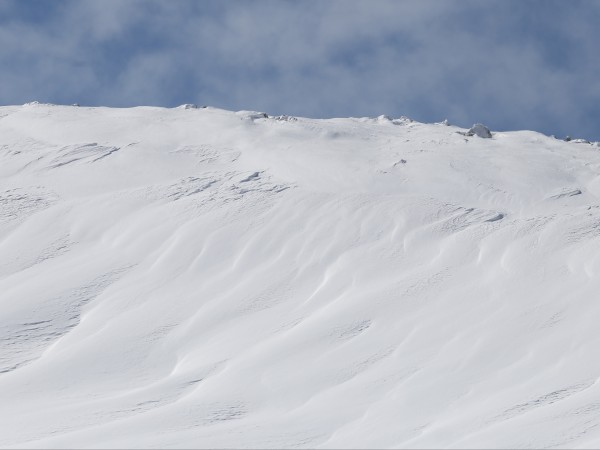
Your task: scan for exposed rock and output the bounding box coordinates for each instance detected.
[468,123,492,138]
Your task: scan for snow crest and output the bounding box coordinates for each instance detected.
[1,105,600,448]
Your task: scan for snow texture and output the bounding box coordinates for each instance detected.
[1,104,600,448]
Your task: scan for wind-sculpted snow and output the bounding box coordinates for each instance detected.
[1,104,600,448]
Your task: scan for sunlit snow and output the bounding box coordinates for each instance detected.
[1,103,600,448]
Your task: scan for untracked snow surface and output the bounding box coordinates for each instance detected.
[2,104,600,448]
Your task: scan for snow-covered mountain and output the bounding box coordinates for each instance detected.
[2,103,600,448]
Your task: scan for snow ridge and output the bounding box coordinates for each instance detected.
[1,104,600,448]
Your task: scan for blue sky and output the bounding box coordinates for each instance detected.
[1,0,600,140]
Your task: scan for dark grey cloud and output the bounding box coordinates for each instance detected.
[1,0,599,140]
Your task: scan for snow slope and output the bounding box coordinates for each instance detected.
[1,104,600,448]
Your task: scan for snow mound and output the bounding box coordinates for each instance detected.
[392,115,413,125]
[1,104,600,449]
[22,101,55,107]
[376,114,392,124]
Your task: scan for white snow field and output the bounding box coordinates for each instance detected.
[1,103,600,449]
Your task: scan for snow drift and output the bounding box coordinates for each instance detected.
[1,104,600,448]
